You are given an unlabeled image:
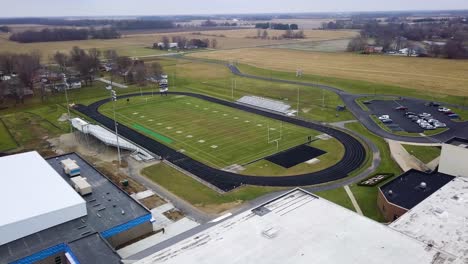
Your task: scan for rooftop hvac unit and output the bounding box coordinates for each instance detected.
[70,176,92,196]
[60,158,80,177]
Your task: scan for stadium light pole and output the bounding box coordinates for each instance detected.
[297,86,300,117]
[110,89,122,167]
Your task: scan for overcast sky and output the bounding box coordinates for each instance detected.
[1,0,468,17]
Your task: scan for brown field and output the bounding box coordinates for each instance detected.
[0,29,356,62]
[190,48,468,96]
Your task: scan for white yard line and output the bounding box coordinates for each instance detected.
[344,185,363,216]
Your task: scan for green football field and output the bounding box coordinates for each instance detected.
[100,95,320,168]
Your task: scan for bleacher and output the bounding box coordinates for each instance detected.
[237,96,296,115]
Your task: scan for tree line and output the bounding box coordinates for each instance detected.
[0,18,175,30]
[9,27,121,43]
[0,26,9,33]
[255,23,299,30]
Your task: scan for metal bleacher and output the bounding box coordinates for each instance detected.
[237,96,295,116]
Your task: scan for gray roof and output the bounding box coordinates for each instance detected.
[0,153,150,263]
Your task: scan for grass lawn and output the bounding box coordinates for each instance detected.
[402,144,441,164]
[241,138,344,176]
[142,162,283,214]
[101,95,321,170]
[314,187,355,212]
[0,118,17,151]
[159,58,355,122]
[344,122,402,222]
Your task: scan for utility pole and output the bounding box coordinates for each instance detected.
[110,89,122,167]
[297,86,300,116]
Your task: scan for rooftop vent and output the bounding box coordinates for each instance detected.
[419,182,427,189]
[388,190,393,196]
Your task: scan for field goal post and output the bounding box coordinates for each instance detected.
[267,122,283,151]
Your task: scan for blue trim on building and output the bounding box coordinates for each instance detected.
[101,213,152,238]
[10,243,81,264]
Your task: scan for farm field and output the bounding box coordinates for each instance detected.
[0,29,356,62]
[100,95,325,170]
[189,48,468,96]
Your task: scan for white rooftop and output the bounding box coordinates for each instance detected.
[0,151,86,245]
[391,177,468,263]
[135,189,455,264]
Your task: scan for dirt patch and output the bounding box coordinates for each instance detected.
[140,195,166,209]
[163,209,185,222]
[197,201,243,214]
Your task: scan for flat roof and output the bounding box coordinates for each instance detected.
[391,177,468,263]
[0,153,150,263]
[0,151,86,245]
[379,170,455,209]
[135,189,455,264]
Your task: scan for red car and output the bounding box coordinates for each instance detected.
[395,106,408,111]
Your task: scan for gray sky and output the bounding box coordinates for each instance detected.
[2,0,468,17]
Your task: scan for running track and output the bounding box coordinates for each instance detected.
[75,92,366,192]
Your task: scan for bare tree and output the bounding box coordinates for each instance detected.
[0,53,16,74]
[133,63,147,84]
[211,38,218,49]
[53,51,69,73]
[162,36,170,49]
[116,56,132,82]
[14,51,41,102]
[149,62,164,77]
[262,30,268,40]
[104,49,118,63]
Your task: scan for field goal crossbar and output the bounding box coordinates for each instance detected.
[268,122,283,151]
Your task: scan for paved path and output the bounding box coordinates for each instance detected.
[344,185,363,215]
[97,78,128,88]
[387,139,430,172]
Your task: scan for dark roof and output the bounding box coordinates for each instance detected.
[445,137,468,148]
[68,233,121,263]
[0,153,150,263]
[380,169,455,209]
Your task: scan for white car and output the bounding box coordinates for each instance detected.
[434,122,447,128]
[378,115,390,120]
[418,113,432,118]
[438,107,451,112]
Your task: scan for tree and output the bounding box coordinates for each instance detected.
[162,36,170,49]
[104,49,118,63]
[0,53,16,74]
[210,38,218,49]
[116,56,132,82]
[149,62,164,77]
[262,30,268,40]
[53,51,69,72]
[133,62,147,84]
[347,36,368,52]
[13,51,41,103]
[444,39,467,59]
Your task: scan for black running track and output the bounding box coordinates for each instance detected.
[75,92,366,191]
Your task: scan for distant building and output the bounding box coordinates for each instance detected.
[154,42,178,49]
[364,45,384,53]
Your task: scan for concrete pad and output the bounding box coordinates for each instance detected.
[176,131,183,134]
[186,135,193,138]
[130,190,155,200]
[166,127,173,130]
[211,145,218,149]
[305,158,320,165]
[198,140,205,143]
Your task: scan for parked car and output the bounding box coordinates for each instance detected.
[433,122,447,128]
[362,101,372,105]
[407,114,417,119]
[444,111,455,115]
[425,125,436,130]
[405,112,416,116]
[411,116,419,122]
[395,106,408,111]
[418,113,432,118]
[381,119,393,124]
[378,115,390,120]
[448,114,460,119]
[438,107,451,112]
[426,102,441,107]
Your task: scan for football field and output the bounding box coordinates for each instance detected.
[100,95,320,168]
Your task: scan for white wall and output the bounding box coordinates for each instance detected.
[0,202,86,245]
[439,144,468,177]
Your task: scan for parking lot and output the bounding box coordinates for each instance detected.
[366,99,458,133]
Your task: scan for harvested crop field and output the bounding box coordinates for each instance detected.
[190,48,468,96]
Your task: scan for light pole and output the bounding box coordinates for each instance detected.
[297,86,300,117]
[110,89,122,167]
